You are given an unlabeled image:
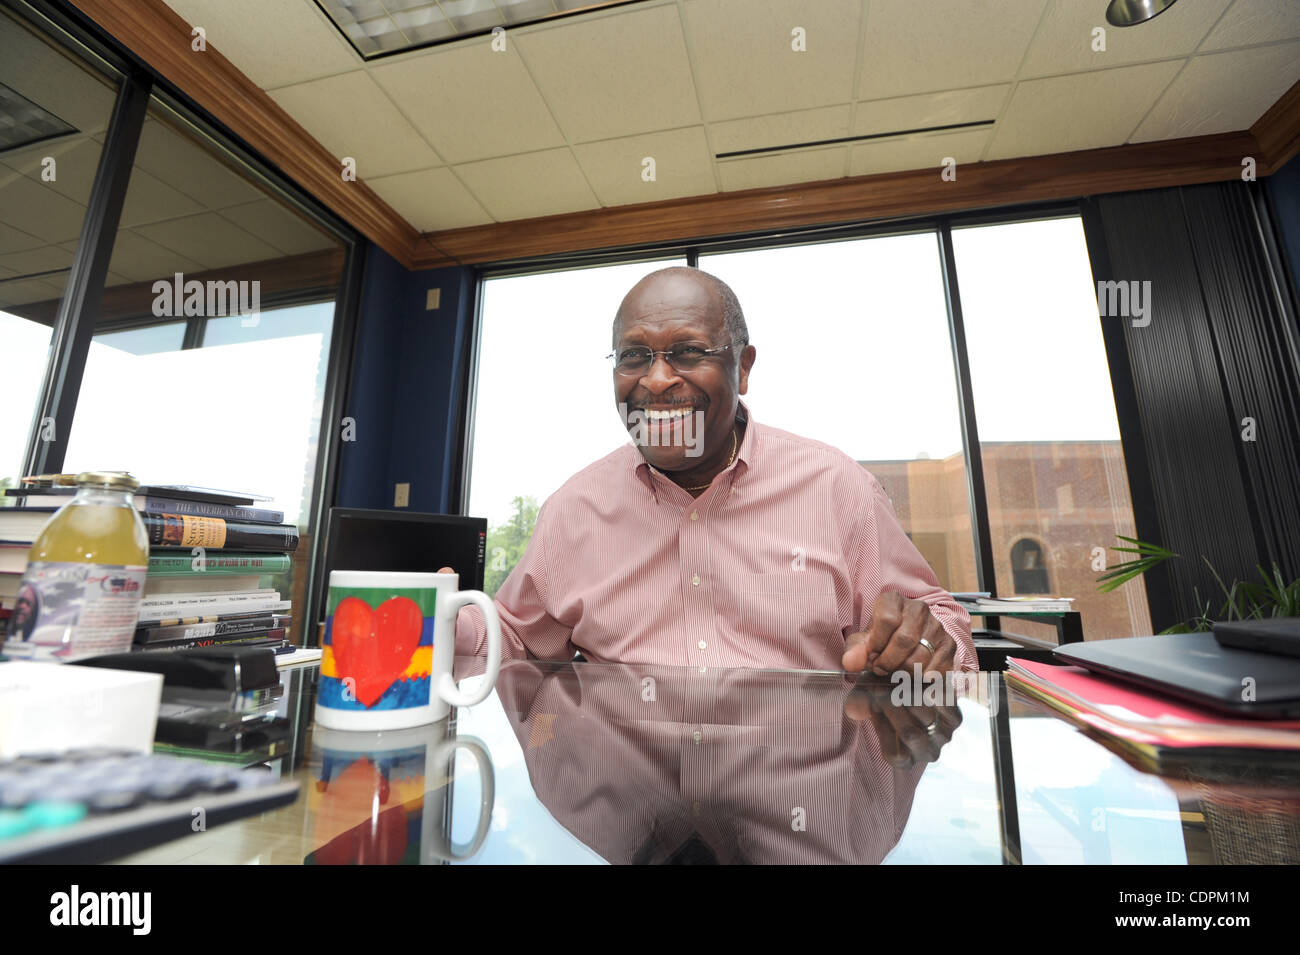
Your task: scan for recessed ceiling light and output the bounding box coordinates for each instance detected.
[315,0,650,61]
[0,81,76,154]
[1105,0,1181,28]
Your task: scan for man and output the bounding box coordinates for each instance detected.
[454,267,975,675]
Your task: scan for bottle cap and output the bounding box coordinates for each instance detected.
[74,471,140,491]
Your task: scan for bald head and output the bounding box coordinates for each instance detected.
[613,267,748,348]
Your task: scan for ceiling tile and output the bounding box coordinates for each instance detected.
[132,119,266,210]
[118,168,206,227]
[856,0,1049,100]
[0,171,87,243]
[1019,0,1231,78]
[0,220,46,255]
[453,148,599,219]
[710,105,851,155]
[984,59,1183,160]
[217,199,338,256]
[0,136,103,208]
[0,243,73,276]
[370,42,566,163]
[847,127,991,177]
[516,3,701,142]
[684,0,862,121]
[573,127,716,205]
[0,277,66,309]
[365,167,494,231]
[133,212,283,270]
[162,0,360,88]
[716,145,847,192]
[852,86,1009,135]
[1132,41,1300,142]
[268,71,442,178]
[104,230,206,284]
[1200,0,1300,50]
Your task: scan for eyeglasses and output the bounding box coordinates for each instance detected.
[607,339,746,375]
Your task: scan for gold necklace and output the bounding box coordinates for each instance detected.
[681,428,737,492]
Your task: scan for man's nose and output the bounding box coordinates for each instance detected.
[640,353,682,392]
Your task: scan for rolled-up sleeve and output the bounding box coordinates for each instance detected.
[454,502,576,662]
[850,470,977,673]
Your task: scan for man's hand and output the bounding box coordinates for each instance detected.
[841,590,956,676]
[843,677,962,768]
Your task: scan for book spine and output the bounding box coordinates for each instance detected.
[139,627,287,652]
[142,515,299,552]
[137,593,284,619]
[136,496,284,524]
[136,614,291,644]
[146,552,293,576]
[136,603,291,628]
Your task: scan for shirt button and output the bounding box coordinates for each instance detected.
[697,640,707,650]
[698,666,707,675]
[691,574,701,586]
[692,731,702,744]
[690,511,698,521]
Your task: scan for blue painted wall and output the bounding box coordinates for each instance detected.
[337,242,474,515]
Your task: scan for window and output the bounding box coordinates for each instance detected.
[700,235,979,593]
[468,218,1156,640]
[469,258,684,593]
[951,216,1152,639]
[0,2,121,500]
[1010,538,1049,594]
[50,97,347,643]
[1,0,353,645]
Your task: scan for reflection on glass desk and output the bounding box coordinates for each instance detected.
[115,658,1300,865]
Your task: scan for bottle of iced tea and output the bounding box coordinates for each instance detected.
[4,471,149,661]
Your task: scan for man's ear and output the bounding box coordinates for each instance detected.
[738,344,756,395]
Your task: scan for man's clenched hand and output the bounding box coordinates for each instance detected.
[841,590,957,676]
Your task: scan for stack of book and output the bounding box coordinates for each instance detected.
[2,481,298,653]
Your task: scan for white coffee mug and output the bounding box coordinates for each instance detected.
[315,570,502,731]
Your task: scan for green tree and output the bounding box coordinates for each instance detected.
[484,495,539,597]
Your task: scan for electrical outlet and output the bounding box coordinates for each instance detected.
[426,288,441,310]
[394,482,410,507]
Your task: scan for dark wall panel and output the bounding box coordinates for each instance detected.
[337,243,476,515]
[1091,182,1300,626]
[1094,188,1261,626]
[1183,185,1300,578]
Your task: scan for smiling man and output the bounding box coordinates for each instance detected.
[454,266,976,675]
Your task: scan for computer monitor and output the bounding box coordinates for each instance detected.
[316,508,487,633]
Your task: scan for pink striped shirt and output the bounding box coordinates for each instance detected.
[456,403,976,672]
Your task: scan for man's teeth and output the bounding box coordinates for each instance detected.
[645,408,696,420]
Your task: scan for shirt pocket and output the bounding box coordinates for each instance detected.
[726,572,843,666]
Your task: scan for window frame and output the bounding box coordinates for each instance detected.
[459,200,1162,616]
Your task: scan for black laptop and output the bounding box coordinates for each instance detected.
[1055,631,1300,719]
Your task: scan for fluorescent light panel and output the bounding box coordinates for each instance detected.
[0,81,76,153]
[315,0,648,59]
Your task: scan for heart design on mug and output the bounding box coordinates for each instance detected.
[330,596,424,708]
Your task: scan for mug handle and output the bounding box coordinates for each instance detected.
[434,736,495,861]
[435,589,502,708]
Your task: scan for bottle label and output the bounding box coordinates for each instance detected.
[4,561,147,661]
